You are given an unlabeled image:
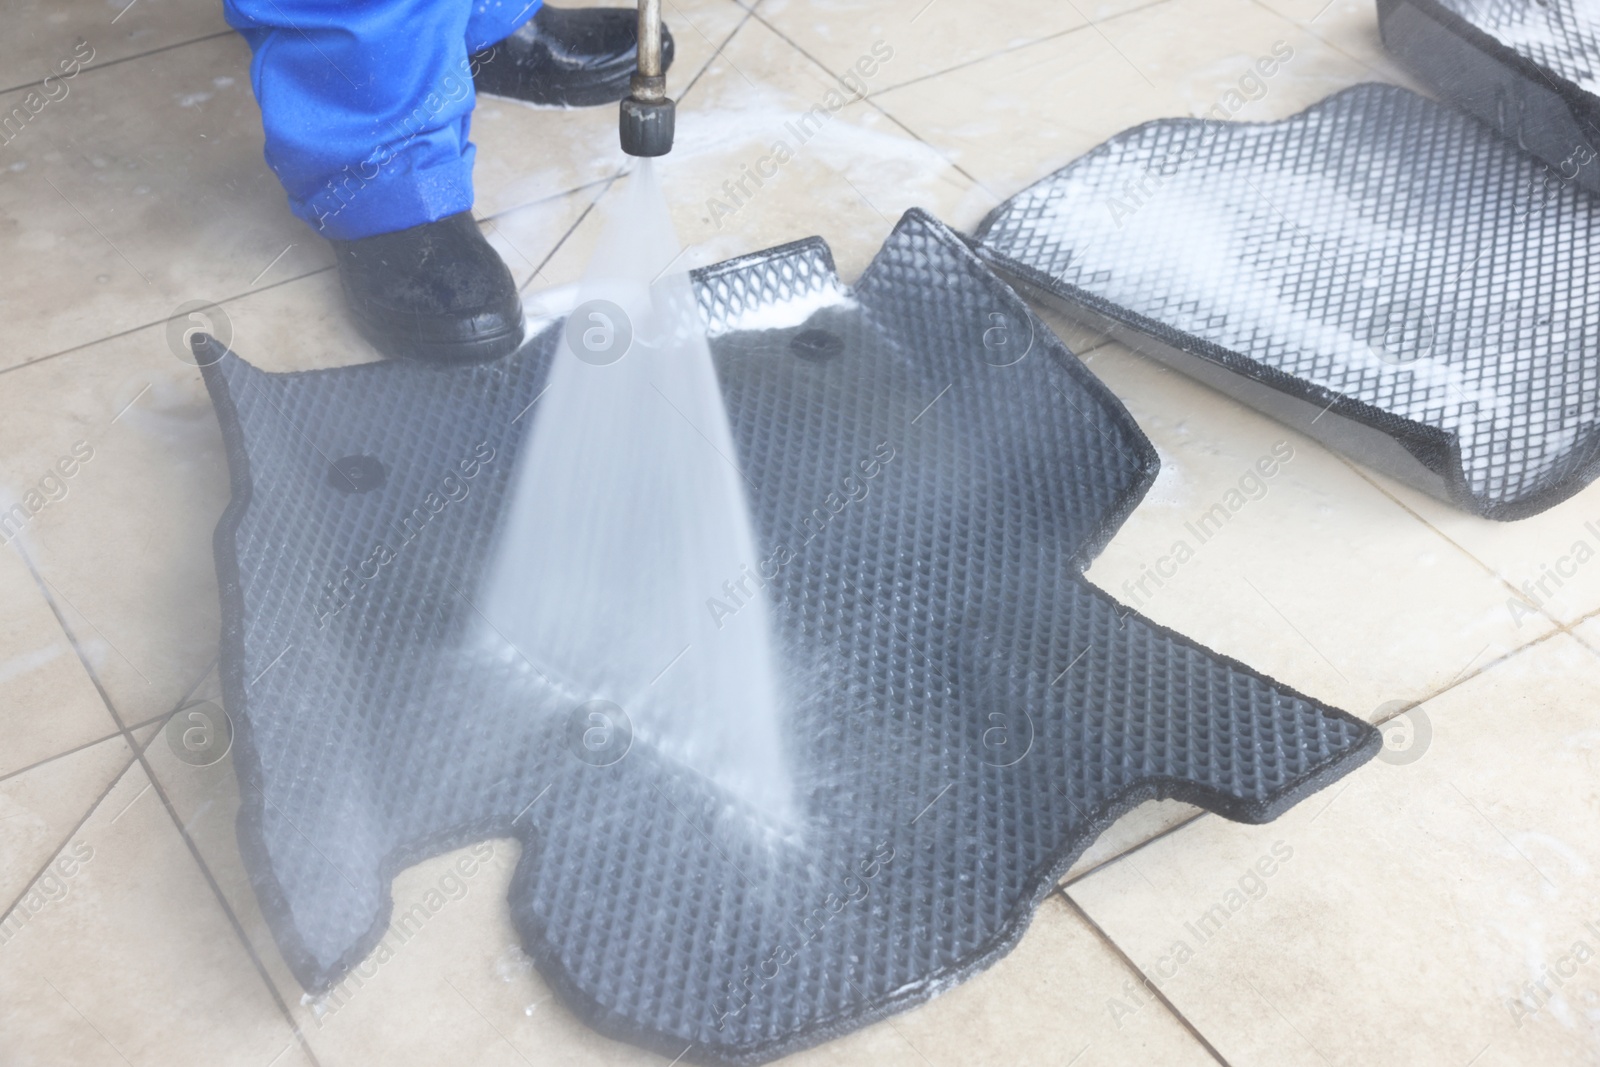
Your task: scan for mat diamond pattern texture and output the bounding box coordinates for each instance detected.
[199,210,1379,1064]
[974,84,1600,520]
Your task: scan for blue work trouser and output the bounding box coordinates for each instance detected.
[224,0,542,240]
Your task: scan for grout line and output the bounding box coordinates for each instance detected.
[516,184,613,294]
[859,98,996,204]
[132,744,326,1067]
[1059,0,1158,89]
[478,175,616,226]
[10,1,1600,1048]
[872,0,1177,103]
[740,6,1003,208]
[678,2,761,103]
[28,572,315,1057]
[482,180,618,287]
[0,265,331,380]
[0,29,238,98]
[1058,894,1234,1066]
[0,660,212,924]
[1069,336,1116,359]
[1064,336,1600,659]
[1059,810,1209,889]
[0,709,172,786]
[1569,623,1600,657]
[12,540,135,737]
[7,0,1135,380]
[0,750,137,927]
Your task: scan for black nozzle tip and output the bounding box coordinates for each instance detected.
[620,96,675,157]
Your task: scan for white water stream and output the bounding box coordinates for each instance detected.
[483,161,792,818]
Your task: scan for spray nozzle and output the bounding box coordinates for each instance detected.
[620,0,675,157]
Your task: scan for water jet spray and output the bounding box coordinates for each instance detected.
[619,0,675,156]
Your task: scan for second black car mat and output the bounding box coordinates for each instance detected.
[200,210,1378,1064]
[975,83,1600,520]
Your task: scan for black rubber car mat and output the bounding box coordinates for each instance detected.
[1378,0,1599,196]
[973,83,1600,520]
[198,209,1379,1065]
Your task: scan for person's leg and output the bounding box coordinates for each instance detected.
[225,0,537,363]
[224,0,502,240]
[224,0,652,237]
[222,0,665,363]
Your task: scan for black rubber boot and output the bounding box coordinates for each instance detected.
[471,5,676,108]
[331,212,524,365]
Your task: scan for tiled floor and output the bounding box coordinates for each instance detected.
[3,0,1599,1064]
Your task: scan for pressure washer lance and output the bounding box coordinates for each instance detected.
[619,0,675,156]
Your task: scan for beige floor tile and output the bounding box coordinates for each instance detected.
[781,894,1219,1067]
[0,329,230,726]
[756,0,1157,96]
[2,0,229,93]
[0,33,331,372]
[0,543,118,777]
[1353,467,1600,630]
[0,760,315,1067]
[469,0,751,218]
[1068,633,1600,1067]
[527,13,985,299]
[0,733,131,913]
[1078,342,1556,718]
[872,0,1398,204]
[1252,0,1427,89]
